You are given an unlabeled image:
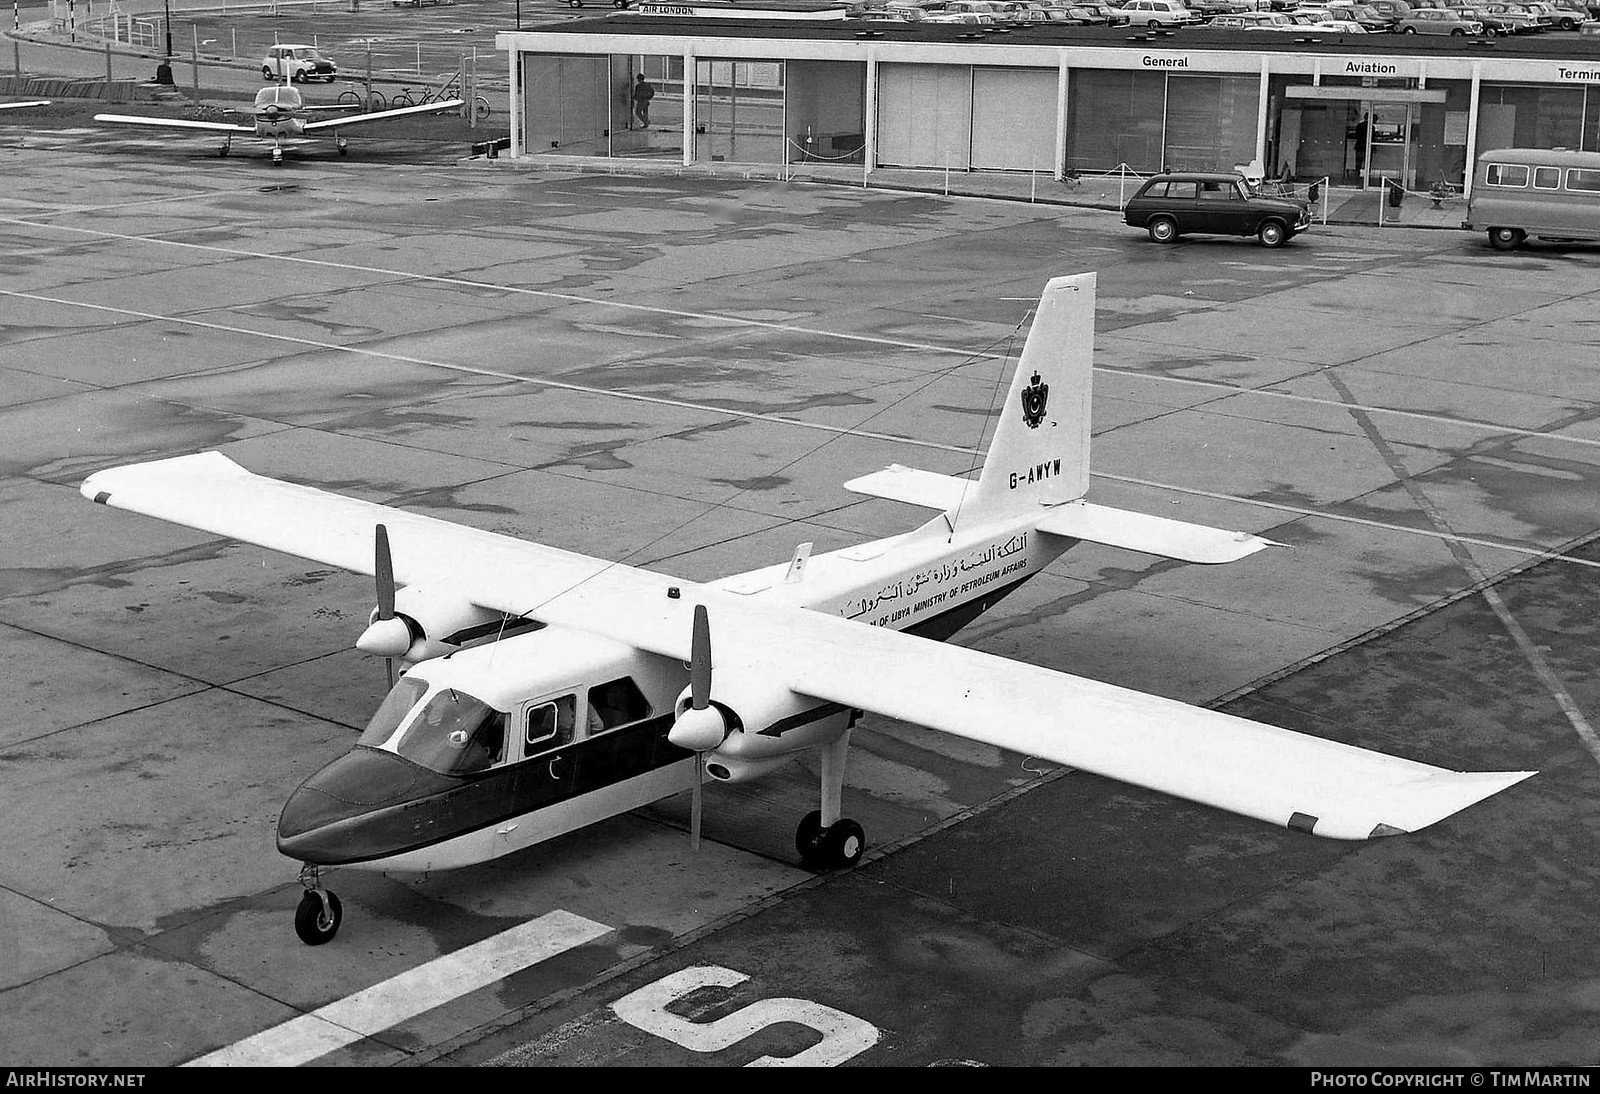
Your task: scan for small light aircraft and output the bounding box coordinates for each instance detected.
[80,274,1533,945]
[94,83,465,165]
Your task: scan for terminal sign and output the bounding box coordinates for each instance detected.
[1554,65,1600,82]
[1141,54,1189,69]
[1340,59,1401,76]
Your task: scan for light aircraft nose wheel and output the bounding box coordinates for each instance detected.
[294,867,343,945]
[337,138,348,156]
[795,811,866,870]
[272,148,284,166]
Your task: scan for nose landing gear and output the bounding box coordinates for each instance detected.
[294,864,343,945]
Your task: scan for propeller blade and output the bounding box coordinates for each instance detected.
[374,524,395,620]
[690,755,702,853]
[385,658,394,690]
[690,604,711,709]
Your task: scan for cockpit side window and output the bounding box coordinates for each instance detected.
[586,677,652,733]
[357,675,430,749]
[525,695,577,759]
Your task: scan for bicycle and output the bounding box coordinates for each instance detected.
[393,85,491,121]
[335,85,388,113]
[1428,177,1459,208]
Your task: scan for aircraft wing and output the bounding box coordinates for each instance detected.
[302,99,466,131]
[699,599,1534,840]
[82,451,1533,840]
[1,100,51,110]
[94,113,256,134]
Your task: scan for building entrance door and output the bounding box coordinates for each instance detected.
[1359,101,1415,191]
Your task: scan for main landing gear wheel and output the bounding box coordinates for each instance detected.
[796,810,867,870]
[337,138,349,156]
[294,889,343,945]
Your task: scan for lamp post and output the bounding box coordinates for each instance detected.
[155,0,174,82]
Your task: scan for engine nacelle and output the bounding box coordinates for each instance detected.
[673,676,812,738]
[359,585,502,663]
[673,677,851,762]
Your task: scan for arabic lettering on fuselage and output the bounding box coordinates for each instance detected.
[843,532,1029,622]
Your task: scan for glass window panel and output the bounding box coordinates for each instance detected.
[1163,75,1260,174]
[1486,163,1529,187]
[1567,169,1600,193]
[1534,167,1561,189]
[1067,70,1165,174]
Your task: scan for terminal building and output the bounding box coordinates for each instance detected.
[494,15,1600,194]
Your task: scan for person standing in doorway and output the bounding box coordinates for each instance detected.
[631,73,655,130]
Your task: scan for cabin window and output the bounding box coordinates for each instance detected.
[526,695,577,756]
[1566,169,1600,193]
[1485,164,1529,188]
[587,677,652,733]
[1533,167,1561,190]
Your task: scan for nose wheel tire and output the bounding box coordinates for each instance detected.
[294,889,343,945]
[796,811,867,870]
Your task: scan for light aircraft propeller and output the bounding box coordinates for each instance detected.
[356,523,410,685]
[668,604,730,850]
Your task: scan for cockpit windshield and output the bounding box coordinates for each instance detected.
[254,86,302,110]
[357,678,507,776]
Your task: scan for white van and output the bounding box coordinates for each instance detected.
[1463,147,1600,250]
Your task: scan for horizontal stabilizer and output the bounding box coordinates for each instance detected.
[842,465,972,513]
[1037,500,1277,564]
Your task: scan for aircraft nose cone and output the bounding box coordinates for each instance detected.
[277,747,449,865]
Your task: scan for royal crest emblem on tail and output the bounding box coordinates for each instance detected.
[1020,371,1049,429]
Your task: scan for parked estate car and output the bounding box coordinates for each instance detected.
[1471,2,1547,28]
[261,44,338,83]
[1123,171,1313,247]
[1395,6,1486,29]
[1114,0,1204,25]
[1202,10,1300,25]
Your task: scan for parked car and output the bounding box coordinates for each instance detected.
[1363,0,1415,20]
[1201,10,1300,24]
[1472,2,1547,28]
[1395,6,1486,29]
[261,44,338,83]
[1123,171,1312,247]
[1523,0,1587,25]
[1114,0,1204,24]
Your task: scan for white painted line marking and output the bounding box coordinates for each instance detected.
[186,909,612,1067]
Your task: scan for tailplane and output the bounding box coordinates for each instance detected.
[845,273,1094,530]
[845,273,1277,565]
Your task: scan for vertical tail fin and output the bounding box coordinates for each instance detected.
[952,272,1095,530]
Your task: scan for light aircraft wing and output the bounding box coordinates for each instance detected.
[94,113,256,134]
[302,99,466,131]
[82,451,1532,840]
[697,598,1534,840]
[1,100,51,110]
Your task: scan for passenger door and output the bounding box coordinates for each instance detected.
[513,693,581,811]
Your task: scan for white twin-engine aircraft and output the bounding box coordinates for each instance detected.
[94,83,464,164]
[80,274,1532,945]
